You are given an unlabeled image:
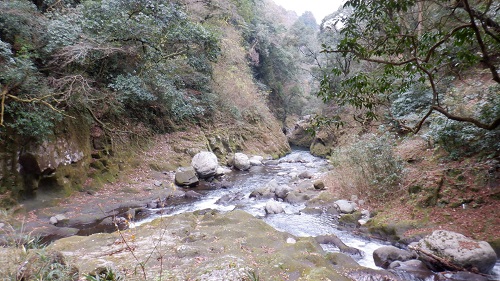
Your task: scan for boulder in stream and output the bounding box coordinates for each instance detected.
[334,200,357,214]
[249,179,278,199]
[373,245,417,269]
[316,234,363,257]
[233,153,251,171]
[265,200,284,214]
[412,230,497,274]
[388,260,435,281]
[191,151,218,179]
[249,155,264,166]
[175,166,199,187]
[313,180,326,190]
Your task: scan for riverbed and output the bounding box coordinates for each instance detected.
[128,149,500,280]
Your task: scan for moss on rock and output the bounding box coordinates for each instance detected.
[48,210,362,280]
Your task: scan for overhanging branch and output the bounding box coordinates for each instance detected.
[432,105,500,130]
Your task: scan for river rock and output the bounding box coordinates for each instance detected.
[185,190,202,199]
[285,191,310,204]
[275,185,291,199]
[388,260,434,281]
[49,216,58,225]
[438,271,489,281]
[215,193,244,206]
[249,156,263,166]
[215,166,231,176]
[191,152,218,179]
[265,200,284,214]
[175,166,199,187]
[298,170,314,179]
[296,180,315,191]
[334,200,356,214]
[250,179,278,199]
[373,246,417,269]
[264,159,279,165]
[147,201,158,209]
[360,209,370,219]
[233,153,251,171]
[313,180,325,190]
[31,224,80,241]
[414,230,497,274]
[316,234,363,257]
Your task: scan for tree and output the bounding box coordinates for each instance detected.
[319,0,500,133]
[246,6,323,128]
[0,1,65,141]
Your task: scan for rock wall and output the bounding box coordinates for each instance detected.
[0,116,92,201]
[205,121,290,164]
[287,115,337,157]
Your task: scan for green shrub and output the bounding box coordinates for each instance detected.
[3,103,62,141]
[390,83,433,119]
[425,116,500,159]
[85,267,123,281]
[424,85,500,159]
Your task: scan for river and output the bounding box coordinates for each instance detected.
[131,149,500,280]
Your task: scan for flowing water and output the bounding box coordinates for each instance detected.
[132,149,500,280]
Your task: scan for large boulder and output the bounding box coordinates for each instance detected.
[286,116,315,148]
[249,156,264,166]
[175,167,199,187]
[388,260,435,281]
[191,152,218,179]
[373,246,417,269]
[334,200,356,214]
[233,153,250,171]
[47,210,356,280]
[265,200,284,214]
[414,230,497,274]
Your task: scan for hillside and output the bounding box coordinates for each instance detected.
[0,0,310,203]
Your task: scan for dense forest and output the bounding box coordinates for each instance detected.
[1,0,499,227]
[0,0,320,141]
[1,0,498,151]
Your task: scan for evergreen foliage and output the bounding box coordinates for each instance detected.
[244,2,321,128]
[0,0,221,141]
[319,0,500,133]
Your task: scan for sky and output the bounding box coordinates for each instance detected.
[271,0,345,23]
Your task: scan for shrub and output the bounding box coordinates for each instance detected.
[329,133,404,201]
[425,116,500,160]
[424,85,500,159]
[390,83,433,120]
[3,102,62,141]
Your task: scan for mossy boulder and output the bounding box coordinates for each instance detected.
[366,218,418,243]
[339,211,363,227]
